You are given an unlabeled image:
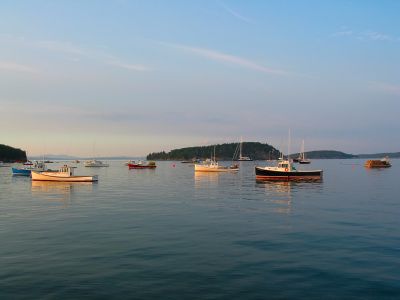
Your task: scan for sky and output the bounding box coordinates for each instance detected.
[0,0,399,157]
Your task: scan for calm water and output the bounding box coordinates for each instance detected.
[1,160,399,299]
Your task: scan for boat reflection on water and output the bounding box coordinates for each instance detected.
[31,181,94,203]
[256,180,323,214]
[194,171,221,188]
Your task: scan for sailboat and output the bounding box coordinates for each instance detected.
[237,137,252,161]
[299,140,311,164]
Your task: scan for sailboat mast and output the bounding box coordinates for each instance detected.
[240,136,243,158]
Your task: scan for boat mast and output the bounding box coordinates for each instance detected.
[288,129,291,168]
[240,136,243,158]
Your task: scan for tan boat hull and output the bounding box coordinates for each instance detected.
[31,171,98,182]
[194,164,239,172]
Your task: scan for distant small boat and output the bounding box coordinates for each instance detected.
[23,161,33,166]
[181,158,201,164]
[12,161,47,176]
[298,140,311,164]
[124,160,136,166]
[32,165,98,182]
[364,157,391,168]
[255,159,322,181]
[84,160,109,167]
[0,161,11,167]
[128,161,157,169]
[236,137,253,161]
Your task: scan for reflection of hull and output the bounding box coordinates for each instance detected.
[31,171,98,182]
[255,167,322,181]
[194,164,239,172]
[31,180,93,191]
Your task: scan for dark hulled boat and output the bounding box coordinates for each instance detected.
[255,159,322,181]
[128,161,157,169]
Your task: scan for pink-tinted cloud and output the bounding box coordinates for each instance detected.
[164,43,287,75]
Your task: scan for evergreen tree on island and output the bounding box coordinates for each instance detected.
[147,142,280,161]
[0,144,27,162]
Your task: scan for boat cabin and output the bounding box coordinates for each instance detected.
[59,165,74,176]
[277,160,297,172]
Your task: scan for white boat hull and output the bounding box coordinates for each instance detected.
[194,164,239,172]
[31,171,98,182]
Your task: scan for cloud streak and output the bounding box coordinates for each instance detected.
[0,61,38,73]
[163,42,287,75]
[218,1,254,24]
[333,28,399,42]
[370,82,400,96]
[0,35,150,72]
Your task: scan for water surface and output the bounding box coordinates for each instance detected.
[1,160,399,299]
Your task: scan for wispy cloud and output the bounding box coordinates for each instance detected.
[0,61,38,73]
[361,31,394,41]
[333,28,398,42]
[163,42,287,75]
[0,35,150,72]
[332,30,353,37]
[218,1,254,24]
[35,40,87,56]
[370,82,400,96]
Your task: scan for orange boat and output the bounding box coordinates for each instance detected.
[364,157,391,168]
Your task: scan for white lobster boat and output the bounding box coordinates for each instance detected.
[31,165,98,182]
[194,159,239,172]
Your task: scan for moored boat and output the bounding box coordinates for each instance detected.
[84,160,109,167]
[12,161,47,176]
[255,159,322,181]
[364,157,391,168]
[128,161,157,169]
[194,161,239,172]
[31,165,98,182]
[236,137,253,161]
[0,161,11,167]
[298,140,311,164]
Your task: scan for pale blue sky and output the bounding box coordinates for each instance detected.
[0,0,399,156]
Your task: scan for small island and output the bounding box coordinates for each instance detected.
[147,142,281,161]
[0,144,27,162]
[290,150,357,159]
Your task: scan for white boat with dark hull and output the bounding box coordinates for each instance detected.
[32,165,98,182]
[255,159,322,181]
[256,131,321,181]
[84,160,109,167]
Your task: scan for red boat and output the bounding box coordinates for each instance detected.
[128,161,157,169]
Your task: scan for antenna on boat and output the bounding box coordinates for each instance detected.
[288,128,291,161]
